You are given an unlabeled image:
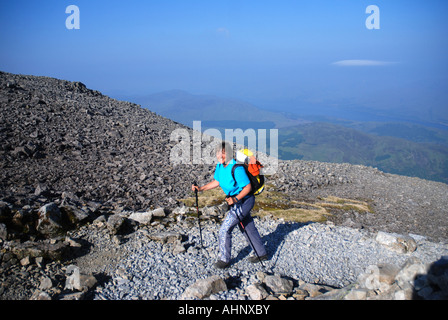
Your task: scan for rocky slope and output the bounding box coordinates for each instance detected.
[274,160,448,243]
[0,71,204,212]
[0,71,447,300]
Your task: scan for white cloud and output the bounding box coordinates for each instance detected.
[332,60,395,67]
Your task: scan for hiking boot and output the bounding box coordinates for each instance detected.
[248,254,268,263]
[214,260,230,269]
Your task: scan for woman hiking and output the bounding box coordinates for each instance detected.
[191,142,267,269]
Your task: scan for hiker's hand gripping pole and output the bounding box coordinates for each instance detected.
[193,181,203,248]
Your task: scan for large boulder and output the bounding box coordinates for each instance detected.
[263,275,294,295]
[128,211,153,225]
[246,283,269,300]
[11,240,69,261]
[36,203,64,237]
[106,214,127,235]
[181,275,227,299]
[59,205,93,226]
[64,264,98,292]
[148,231,182,244]
[375,231,417,254]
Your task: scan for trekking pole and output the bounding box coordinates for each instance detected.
[226,196,266,270]
[193,181,203,249]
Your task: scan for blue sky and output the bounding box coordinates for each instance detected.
[1,1,447,124]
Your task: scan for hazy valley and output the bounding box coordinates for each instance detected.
[131,90,448,184]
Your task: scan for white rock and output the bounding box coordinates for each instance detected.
[246,283,269,300]
[128,211,153,225]
[181,275,227,299]
[152,208,166,217]
[39,276,53,290]
[264,275,293,294]
[65,265,81,291]
[395,263,428,289]
[344,288,367,300]
[375,231,417,254]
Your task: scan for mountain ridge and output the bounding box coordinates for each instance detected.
[129,89,448,184]
[132,89,306,129]
[1,71,447,301]
[1,70,446,242]
[278,122,448,184]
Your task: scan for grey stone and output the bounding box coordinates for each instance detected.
[128,211,153,225]
[106,214,126,235]
[173,242,186,255]
[65,265,81,291]
[246,283,269,300]
[148,231,182,244]
[30,291,52,300]
[264,275,293,295]
[39,276,53,290]
[396,262,429,290]
[0,223,7,240]
[11,240,69,261]
[299,282,333,298]
[344,288,367,300]
[377,263,400,285]
[375,231,417,254]
[60,205,91,225]
[181,275,227,299]
[151,208,166,218]
[36,202,64,237]
[64,264,97,292]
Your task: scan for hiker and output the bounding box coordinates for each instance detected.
[191,142,267,269]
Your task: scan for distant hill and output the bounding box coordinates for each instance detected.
[302,116,448,147]
[278,122,448,184]
[348,122,448,147]
[132,90,306,129]
[1,71,446,241]
[130,90,448,184]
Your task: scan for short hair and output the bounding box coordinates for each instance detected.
[215,141,233,160]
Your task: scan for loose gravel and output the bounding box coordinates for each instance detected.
[84,216,448,300]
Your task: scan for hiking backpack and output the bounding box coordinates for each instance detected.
[231,148,265,196]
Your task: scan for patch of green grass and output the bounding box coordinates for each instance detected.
[179,187,227,208]
[179,184,374,224]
